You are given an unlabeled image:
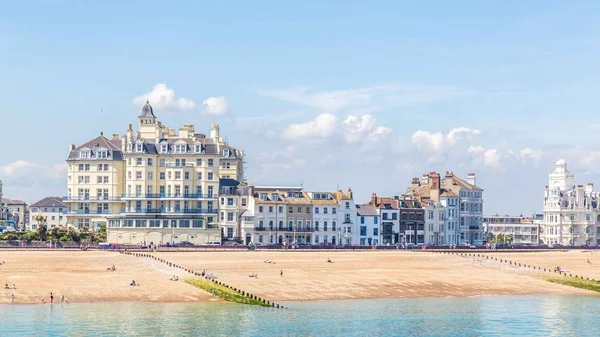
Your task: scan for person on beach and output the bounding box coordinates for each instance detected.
[11,294,14,303]
[4,283,8,289]
[50,292,54,303]
[12,284,16,290]
[61,295,65,303]
[280,270,283,277]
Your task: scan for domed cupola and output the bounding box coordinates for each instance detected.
[139,100,156,118]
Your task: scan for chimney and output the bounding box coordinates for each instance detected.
[429,172,441,202]
[112,134,120,141]
[411,177,420,188]
[347,188,353,199]
[467,173,476,186]
[370,193,377,206]
[421,174,429,185]
[586,183,594,194]
[69,144,76,151]
[248,185,255,198]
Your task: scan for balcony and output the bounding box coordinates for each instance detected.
[121,208,218,214]
[62,210,112,215]
[63,196,122,201]
[121,193,217,199]
[254,227,267,231]
[285,227,314,233]
[163,163,195,168]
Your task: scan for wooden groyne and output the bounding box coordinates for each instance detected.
[122,251,284,309]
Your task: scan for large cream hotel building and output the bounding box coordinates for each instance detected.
[65,101,244,245]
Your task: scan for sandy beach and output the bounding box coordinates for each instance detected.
[0,250,596,304]
[153,250,595,301]
[0,251,216,304]
[490,250,600,280]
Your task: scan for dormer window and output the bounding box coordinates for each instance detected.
[223,149,230,157]
[80,150,90,159]
[160,144,168,153]
[175,144,186,153]
[195,144,202,153]
[272,194,279,201]
[259,193,267,201]
[135,144,143,152]
[97,151,108,159]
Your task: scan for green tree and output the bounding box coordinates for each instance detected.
[34,214,48,241]
[496,233,505,244]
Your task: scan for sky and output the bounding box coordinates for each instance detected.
[1,1,600,215]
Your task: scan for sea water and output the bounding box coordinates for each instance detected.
[1,295,598,337]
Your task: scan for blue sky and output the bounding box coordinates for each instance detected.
[1,1,600,214]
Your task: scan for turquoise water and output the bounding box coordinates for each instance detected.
[1,295,598,336]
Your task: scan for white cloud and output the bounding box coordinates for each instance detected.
[467,146,503,168]
[520,148,543,162]
[202,96,229,115]
[0,160,66,180]
[132,83,196,111]
[262,84,475,112]
[412,127,481,152]
[0,161,67,202]
[262,86,396,112]
[341,114,392,144]
[281,113,338,140]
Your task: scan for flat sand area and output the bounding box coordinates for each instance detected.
[0,250,596,304]
[0,251,215,304]
[154,250,594,301]
[490,250,600,280]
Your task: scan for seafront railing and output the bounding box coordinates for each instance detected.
[122,251,284,309]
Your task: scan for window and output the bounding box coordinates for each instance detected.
[373,228,379,236]
[360,216,365,224]
[136,144,143,152]
[269,206,273,213]
[197,172,202,180]
[374,217,378,224]
[196,159,202,166]
[315,207,319,214]
[136,171,142,179]
[195,144,202,153]
[332,208,336,214]
[208,159,214,167]
[360,226,367,236]
[208,172,213,180]
[315,221,320,231]
[227,198,234,206]
[258,206,264,213]
[184,172,190,180]
[227,212,234,221]
[159,172,165,180]
[147,172,153,180]
[160,144,168,153]
[175,171,181,179]
[147,158,153,166]
[136,158,142,165]
[175,144,186,153]
[324,207,328,214]
[242,198,247,206]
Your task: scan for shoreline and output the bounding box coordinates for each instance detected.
[1,250,598,304]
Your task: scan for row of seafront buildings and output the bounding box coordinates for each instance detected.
[6,102,598,247]
[54,102,486,246]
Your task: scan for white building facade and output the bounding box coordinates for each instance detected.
[28,197,68,230]
[218,179,250,244]
[540,159,600,246]
[483,214,540,245]
[424,201,445,245]
[356,204,380,245]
